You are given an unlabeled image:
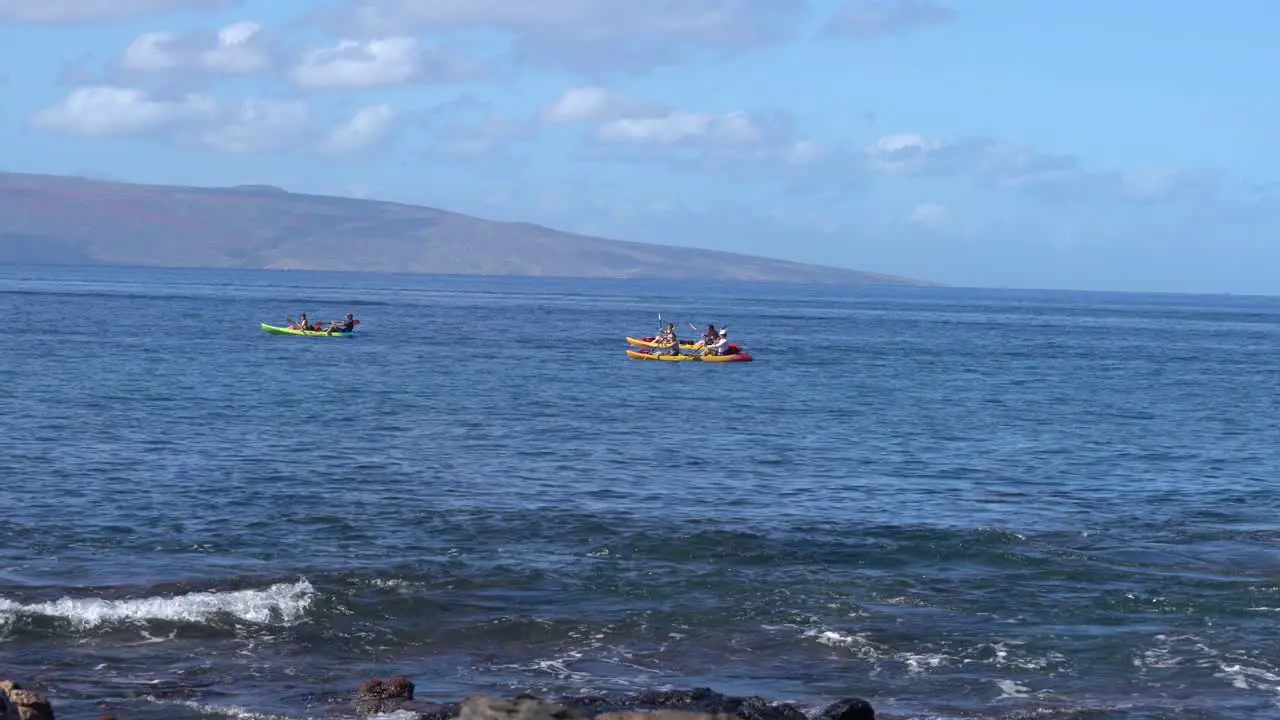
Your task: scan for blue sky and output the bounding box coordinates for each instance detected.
[1,0,1277,293]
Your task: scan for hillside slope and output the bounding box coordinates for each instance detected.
[0,172,933,285]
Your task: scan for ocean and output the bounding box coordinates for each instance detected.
[1,265,1279,719]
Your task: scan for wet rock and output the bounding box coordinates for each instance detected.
[561,688,805,720]
[460,695,586,720]
[0,682,55,720]
[596,712,741,720]
[386,676,416,700]
[355,676,436,716]
[347,679,874,720]
[816,698,875,720]
[356,678,390,714]
[409,701,465,720]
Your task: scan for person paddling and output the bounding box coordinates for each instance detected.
[702,328,731,356]
[657,323,681,355]
[323,312,356,335]
[288,312,311,331]
[700,324,719,347]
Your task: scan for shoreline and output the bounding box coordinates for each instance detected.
[3,678,876,720]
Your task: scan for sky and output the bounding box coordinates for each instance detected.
[0,0,1277,294]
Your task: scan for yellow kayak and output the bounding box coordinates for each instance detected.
[626,349,753,363]
[626,336,703,350]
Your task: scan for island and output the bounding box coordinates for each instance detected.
[0,172,934,286]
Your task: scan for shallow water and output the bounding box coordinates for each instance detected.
[2,266,1280,719]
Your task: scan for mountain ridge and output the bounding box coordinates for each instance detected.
[0,171,937,286]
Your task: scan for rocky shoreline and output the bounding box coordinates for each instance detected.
[2,677,877,720]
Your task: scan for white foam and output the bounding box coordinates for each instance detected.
[994,679,1032,698]
[1216,661,1280,705]
[0,578,314,629]
[778,625,883,660]
[1135,634,1280,706]
[901,652,951,673]
[778,623,1066,684]
[806,628,872,650]
[148,697,299,719]
[1134,634,1219,672]
[963,640,1064,671]
[368,578,416,595]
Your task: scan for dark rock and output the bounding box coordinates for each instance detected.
[596,712,742,720]
[353,676,445,717]
[355,679,389,714]
[343,679,873,720]
[0,681,55,720]
[816,698,875,720]
[460,695,586,720]
[0,687,12,720]
[357,679,385,699]
[559,688,806,720]
[386,676,416,700]
[411,702,464,720]
[408,701,464,720]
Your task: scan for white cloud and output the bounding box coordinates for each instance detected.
[120,33,182,72]
[863,133,942,173]
[864,133,1078,186]
[597,111,713,145]
[862,132,1227,205]
[1117,169,1219,201]
[544,87,790,149]
[199,21,271,73]
[289,37,474,89]
[0,0,231,23]
[909,202,951,228]
[334,0,804,72]
[538,86,850,186]
[785,140,827,165]
[119,21,273,75]
[29,85,389,157]
[414,95,538,166]
[598,110,776,147]
[826,0,956,39]
[199,98,308,153]
[29,85,217,136]
[322,104,396,153]
[541,86,659,124]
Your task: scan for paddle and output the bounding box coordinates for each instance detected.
[686,322,729,348]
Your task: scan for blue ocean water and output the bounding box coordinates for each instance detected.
[2,265,1279,720]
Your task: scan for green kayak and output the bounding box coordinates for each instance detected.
[261,323,356,337]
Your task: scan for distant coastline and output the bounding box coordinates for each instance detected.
[0,171,937,287]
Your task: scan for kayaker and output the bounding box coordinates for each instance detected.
[702,329,731,356]
[701,324,718,346]
[653,323,675,353]
[289,312,310,331]
[324,312,356,334]
[659,323,681,355]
